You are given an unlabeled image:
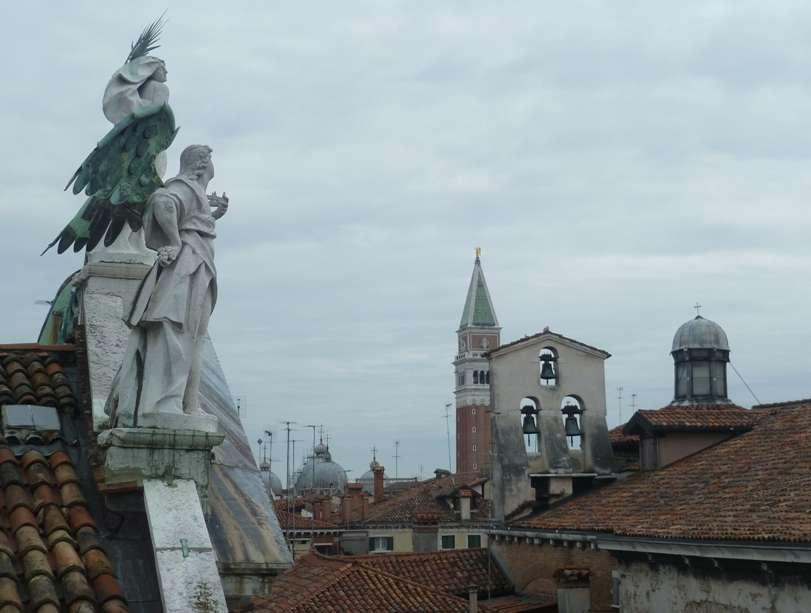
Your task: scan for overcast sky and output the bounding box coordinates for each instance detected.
[3,2,811,481]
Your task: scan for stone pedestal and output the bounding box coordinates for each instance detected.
[98,423,228,612]
[97,426,224,510]
[139,411,219,434]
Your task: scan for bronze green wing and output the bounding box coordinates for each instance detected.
[43,104,178,254]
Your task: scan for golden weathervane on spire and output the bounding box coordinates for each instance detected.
[475,246,481,258]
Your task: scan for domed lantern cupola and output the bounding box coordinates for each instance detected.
[671,310,730,404]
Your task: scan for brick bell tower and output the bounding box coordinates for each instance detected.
[454,249,500,475]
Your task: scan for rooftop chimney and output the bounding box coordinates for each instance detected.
[313,496,330,523]
[458,488,472,521]
[467,587,478,613]
[373,464,385,504]
[342,483,366,523]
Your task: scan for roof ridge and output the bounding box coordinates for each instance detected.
[350,563,480,608]
[277,558,356,610]
[278,556,478,612]
[490,329,610,357]
[752,398,811,410]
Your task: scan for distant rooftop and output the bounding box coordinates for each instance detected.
[516,402,811,543]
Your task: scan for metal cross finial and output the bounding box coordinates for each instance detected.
[371,446,377,462]
[475,246,481,259]
[693,302,702,316]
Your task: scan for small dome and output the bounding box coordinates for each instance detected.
[358,461,386,495]
[671,315,729,352]
[295,445,347,493]
[269,471,283,495]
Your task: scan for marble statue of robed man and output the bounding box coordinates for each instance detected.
[44,18,231,427]
[106,145,230,424]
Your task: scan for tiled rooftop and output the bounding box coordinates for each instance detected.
[337,548,512,597]
[273,503,337,531]
[249,553,483,612]
[485,594,556,612]
[515,403,811,543]
[624,402,756,435]
[0,351,128,612]
[0,352,77,416]
[608,424,638,449]
[363,473,489,524]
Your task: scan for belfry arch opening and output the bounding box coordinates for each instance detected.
[520,396,540,454]
[561,395,584,450]
[539,347,558,387]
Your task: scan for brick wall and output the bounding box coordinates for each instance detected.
[456,404,492,474]
[491,539,618,613]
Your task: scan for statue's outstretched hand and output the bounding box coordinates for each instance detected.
[209,191,229,219]
[157,245,180,267]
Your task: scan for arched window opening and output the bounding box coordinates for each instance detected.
[520,397,540,454]
[485,371,490,384]
[539,347,558,387]
[473,371,479,385]
[560,396,584,450]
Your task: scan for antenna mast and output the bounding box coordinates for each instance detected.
[394,440,400,479]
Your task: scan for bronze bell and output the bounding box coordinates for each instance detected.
[520,405,539,435]
[539,355,556,381]
[522,414,539,435]
[562,404,582,444]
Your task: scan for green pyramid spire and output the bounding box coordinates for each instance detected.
[459,254,498,329]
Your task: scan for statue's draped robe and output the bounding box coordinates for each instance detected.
[102,56,169,175]
[107,176,217,422]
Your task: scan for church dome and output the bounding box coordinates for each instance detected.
[358,460,386,494]
[671,316,729,353]
[295,443,347,493]
[268,471,283,496]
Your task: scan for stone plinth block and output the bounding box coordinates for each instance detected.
[143,478,227,612]
[139,411,219,433]
[98,426,225,511]
[81,261,152,429]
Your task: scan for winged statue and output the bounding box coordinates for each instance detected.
[43,16,178,255]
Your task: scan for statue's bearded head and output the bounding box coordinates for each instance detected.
[179,145,214,183]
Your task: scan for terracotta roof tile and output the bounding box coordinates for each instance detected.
[516,403,811,543]
[0,576,21,609]
[82,548,114,581]
[0,353,77,413]
[342,548,512,597]
[251,553,486,612]
[101,599,129,613]
[364,473,489,524]
[92,573,125,604]
[0,351,127,611]
[624,403,756,435]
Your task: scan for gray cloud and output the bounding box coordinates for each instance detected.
[2,1,811,482]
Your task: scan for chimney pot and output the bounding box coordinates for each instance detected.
[373,464,385,504]
[468,588,478,613]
